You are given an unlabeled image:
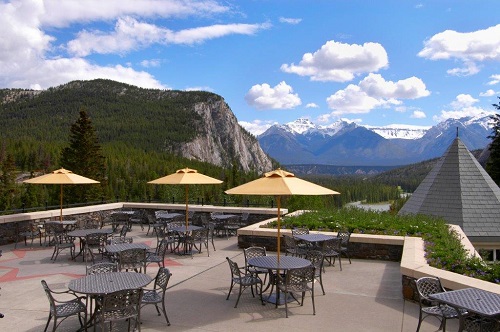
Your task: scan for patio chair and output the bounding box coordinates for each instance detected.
[41,280,87,332]
[306,250,325,295]
[95,288,143,332]
[50,232,76,262]
[117,248,147,273]
[83,232,108,263]
[283,235,307,258]
[15,221,42,249]
[243,246,269,287]
[141,267,172,325]
[111,212,131,232]
[185,228,210,257]
[321,238,343,270]
[415,276,461,332]
[86,262,118,275]
[226,257,264,308]
[337,230,352,264]
[129,209,146,231]
[146,213,163,236]
[239,212,250,226]
[200,214,216,251]
[276,265,316,318]
[145,238,170,273]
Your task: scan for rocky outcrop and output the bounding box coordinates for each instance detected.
[180,98,273,173]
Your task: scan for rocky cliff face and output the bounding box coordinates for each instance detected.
[179,98,273,173]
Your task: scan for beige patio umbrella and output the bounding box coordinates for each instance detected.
[23,168,100,222]
[225,168,340,259]
[148,168,223,228]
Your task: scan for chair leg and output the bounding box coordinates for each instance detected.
[162,300,171,325]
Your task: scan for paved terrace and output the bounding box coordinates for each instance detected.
[0,225,460,332]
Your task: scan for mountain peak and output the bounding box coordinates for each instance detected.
[281,117,317,134]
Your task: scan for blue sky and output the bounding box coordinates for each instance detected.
[1,0,500,135]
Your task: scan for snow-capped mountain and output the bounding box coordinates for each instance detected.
[258,115,493,166]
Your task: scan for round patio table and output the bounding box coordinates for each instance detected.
[248,256,311,305]
[68,271,152,295]
[67,228,113,260]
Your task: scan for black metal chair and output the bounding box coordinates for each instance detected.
[415,276,461,332]
[243,246,269,287]
[117,248,147,273]
[276,265,316,318]
[95,288,143,332]
[141,267,172,326]
[50,232,76,262]
[321,237,343,270]
[145,238,170,273]
[83,232,108,263]
[337,230,352,264]
[225,257,264,308]
[41,280,87,332]
[306,250,325,295]
[283,235,307,258]
[185,228,210,257]
[15,221,42,249]
[86,262,118,275]
[459,312,499,332]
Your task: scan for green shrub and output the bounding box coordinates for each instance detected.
[264,207,500,284]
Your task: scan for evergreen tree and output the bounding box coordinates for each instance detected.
[60,108,106,203]
[486,98,500,186]
[0,154,19,210]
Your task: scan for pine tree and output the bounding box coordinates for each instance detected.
[60,108,106,203]
[486,98,500,186]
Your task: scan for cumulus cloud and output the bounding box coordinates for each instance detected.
[279,17,302,24]
[326,73,430,115]
[418,24,500,76]
[140,59,161,68]
[280,40,388,82]
[432,94,494,122]
[239,120,276,136]
[0,0,262,89]
[411,110,426,119]
[245,81,302,110]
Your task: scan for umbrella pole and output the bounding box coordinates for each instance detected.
[60,184,63,222]
[185,185,189,229]
[276,195,281,261]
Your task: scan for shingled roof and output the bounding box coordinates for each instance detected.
[398,137,500,242]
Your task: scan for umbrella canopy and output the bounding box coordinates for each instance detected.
[225,168,340,259]
[148,168,223,227]
[24,168,99,221]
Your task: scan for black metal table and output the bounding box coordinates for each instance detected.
[294,233,334,243]
[67,228,113,259]
[248,256,312,304]
[429,288,500,317]
[170,225,202,255]
[104,242,149,254]
[68,272,152,330]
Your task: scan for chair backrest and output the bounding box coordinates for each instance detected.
[99,288,143,321]
[119,248,146,271]
[191,228,208,242]
[40,280,56,313]
[153,267,172,293]
[155,238,170,256]
[283,235,298,249]
[85,232,108,248]
[244,246,266,267]
[226,257,243,278]
[292,228,309,236]
[241,212,250,221]
[285,266,315,288]
[118,224,128,237]
[322,237,341,252]
[415,276,445,302]
[337,231,351,245]
[86,262,118,275]
[306,250,324,274]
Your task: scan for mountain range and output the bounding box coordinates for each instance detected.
[258,116,492,167]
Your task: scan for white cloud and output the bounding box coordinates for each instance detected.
[305,103,319,108]
[432,94,494,122]
[326,73,430,115]
[488,74,500,85]
[479,89,497,97]
[67,17,271,57]
[418,24,500,76]
[245,81,302,110]
[280,40,388,82]
[450,93,478,109]
[411,110,426,119]
[239,120,276,136]
[140,59,161,68]
[279,17,302,25]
